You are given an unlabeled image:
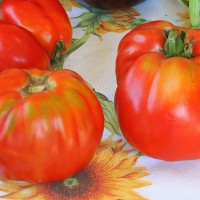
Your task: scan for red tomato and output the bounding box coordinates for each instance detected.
[79,0,141,9]
[115,20,200,161]
[0,68,104,183]
[0,0,72,60]
[0,21,50,71]
[116,20,176,84]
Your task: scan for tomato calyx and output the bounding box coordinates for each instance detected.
[162,28,193,58]
[50,40,67,70]
[21,71,52,96]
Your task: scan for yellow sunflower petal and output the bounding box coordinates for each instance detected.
[115,156,139,170]
[109,8,140,18]
[0,186,38,199]
[108,9,140,28]
[176,11,191,28]
[99,134,118,148]
[98,21,131,33]
[99,183,149,200]
[59,0,80,11]
[0,178,32,192]
[124,168,150,179]
[91,146,114,167]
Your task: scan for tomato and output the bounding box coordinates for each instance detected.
[79,0,141,9]
[0,0,72,67]
[0,21,50,71]
[115,20,200,161]
[116,20,176,84]
[0,68,104,183]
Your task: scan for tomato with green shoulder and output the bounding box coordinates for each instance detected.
[115,20,200,161]
[0,68,104,183]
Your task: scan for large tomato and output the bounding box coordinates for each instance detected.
[0,68,104,183]
[0,0,72,67]
[0,21,50,71]
[115,20,200,161]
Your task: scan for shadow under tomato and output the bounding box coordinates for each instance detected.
[78,0,144,9]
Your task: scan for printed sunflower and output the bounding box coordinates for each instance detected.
[72,6,145,35]
[59,0,81,11]
[176,10,191,28]
[67,4,147,56]
[96,8,141,34]
[0,135,150,200]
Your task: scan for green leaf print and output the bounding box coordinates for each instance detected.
[129,18,149,28]
[95,90,121,136]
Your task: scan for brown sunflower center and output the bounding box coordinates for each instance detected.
[38,169,94,198]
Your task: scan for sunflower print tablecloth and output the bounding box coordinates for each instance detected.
[0,0,200,200]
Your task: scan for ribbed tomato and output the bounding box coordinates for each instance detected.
[0,68,104,182]
[0,0,72,68]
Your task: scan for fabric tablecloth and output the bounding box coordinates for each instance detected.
[0,0,199,199]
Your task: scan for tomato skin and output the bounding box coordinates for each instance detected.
[116,28,165,83]
[0,21,50,71]
[0,68,104,183]
[0,0,72,58]
[115,20,200,161]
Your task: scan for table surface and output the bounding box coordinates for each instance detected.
[1,0,199,200]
